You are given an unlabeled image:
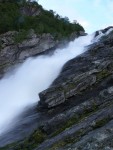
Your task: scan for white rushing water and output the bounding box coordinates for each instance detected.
[0,31,107,135]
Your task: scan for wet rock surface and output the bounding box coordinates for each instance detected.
[36,27,113,150]
[1,27,113,150]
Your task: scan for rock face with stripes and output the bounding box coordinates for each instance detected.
[36,27,113,150]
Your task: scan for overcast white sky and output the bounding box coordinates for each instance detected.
[38,0,113,33]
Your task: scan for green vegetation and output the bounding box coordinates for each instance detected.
[49,136,76,150]
[93,117,111,129]
[52,106,98,137]
[96,69,111,81]
[0,0,84,39]
[14,30,28,43]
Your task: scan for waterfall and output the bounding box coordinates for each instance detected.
[0,31,107,135]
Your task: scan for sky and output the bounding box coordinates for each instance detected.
[38,0,113,33]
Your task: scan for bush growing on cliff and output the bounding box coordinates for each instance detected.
[0,0,84,38]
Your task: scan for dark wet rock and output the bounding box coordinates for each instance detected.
[95,26,113,37]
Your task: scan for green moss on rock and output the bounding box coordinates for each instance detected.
[52,106,98,137]
[0,129,46,150]
[14,30,28,43]
[96,70,111,81]
[49,136,76,150]
[93,117,110,129]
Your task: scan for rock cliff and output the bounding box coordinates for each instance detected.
[0,29,58,78]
